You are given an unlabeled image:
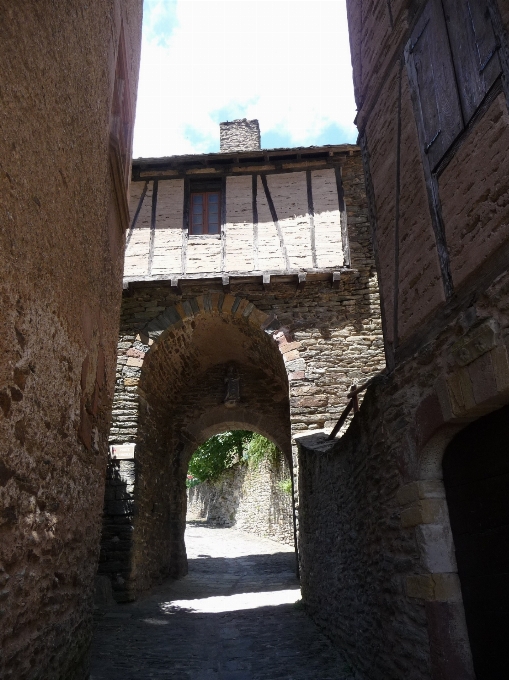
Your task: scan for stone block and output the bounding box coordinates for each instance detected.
[126,348,144,358]
[492,343,509,393]
[451,319,497,366]
[126,357,143,368]
[400,499,447,528]
[416,523,457,573]
[396,483,420,506]
[446,368,475,416]
[246,308,267,328]
[467,352,497,405]
[221,294,236,315]
[406,574,435,600]
[407,572,462,602]
[279,341,301,355]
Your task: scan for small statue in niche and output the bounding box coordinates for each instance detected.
[224,363,240,408]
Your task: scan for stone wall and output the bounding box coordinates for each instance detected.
[187,455,294,546]
[349,0,509,369]
[298,273,509,679]
[297,3,509,678]
[0,2,142,678]
[100,154,385,600]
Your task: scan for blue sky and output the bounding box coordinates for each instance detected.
[133,0,357,157]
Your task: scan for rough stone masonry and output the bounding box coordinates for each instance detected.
[219,118,261,152]
[0,2,142,679]
[297,2,509,680]
[98,133,386,603]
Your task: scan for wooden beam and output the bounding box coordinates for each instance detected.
[298,272,307,289]
[222,275,230,293]
[332,271,341,289]
[263,273,271,289]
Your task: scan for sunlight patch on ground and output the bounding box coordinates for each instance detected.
[160,589,301,614]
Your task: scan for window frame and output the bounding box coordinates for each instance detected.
[405,0,503,172]
[189,190,221,235]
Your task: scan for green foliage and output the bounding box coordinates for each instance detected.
[245,433,280,468]
[187,431,284,484]
[188,430,253,483]
[278,478,293,495]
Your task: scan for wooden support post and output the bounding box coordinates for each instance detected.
[171,277,182,296]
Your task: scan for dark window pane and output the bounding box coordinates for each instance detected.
[208,193,219,203]
[193,194,203,204]
[191,219,203,234]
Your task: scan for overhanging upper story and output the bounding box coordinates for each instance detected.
[124,140,366,289]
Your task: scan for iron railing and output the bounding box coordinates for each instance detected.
[327,377,376,440]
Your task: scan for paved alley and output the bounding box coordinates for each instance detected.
[89,521,354,680]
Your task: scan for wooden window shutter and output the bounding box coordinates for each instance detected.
[405,0,463,170]
[442,0,502,124]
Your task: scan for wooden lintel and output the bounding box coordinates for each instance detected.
[298,272,307,289]
[263,273,271,289]
[332,271,341,289]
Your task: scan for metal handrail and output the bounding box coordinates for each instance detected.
[327,376,376,440]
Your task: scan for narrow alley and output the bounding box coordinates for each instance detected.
[90,522,353,680]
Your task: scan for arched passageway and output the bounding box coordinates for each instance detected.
[127,299,292,596]
[443,404,509,680]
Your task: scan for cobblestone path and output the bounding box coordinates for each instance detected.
[90,521,353,680]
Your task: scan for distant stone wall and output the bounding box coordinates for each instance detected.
[187,456,294,546]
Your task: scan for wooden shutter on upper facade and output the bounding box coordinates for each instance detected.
[442,0,502,124]
[405,0,463,170]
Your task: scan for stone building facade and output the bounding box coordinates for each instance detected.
[0,2,142,679]
[98,134,386,602]
[298,2,509,680]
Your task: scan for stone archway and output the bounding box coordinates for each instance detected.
[396,334,509,679]
[442,405,509,680]
[104,295,296,599]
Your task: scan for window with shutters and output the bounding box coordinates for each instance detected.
[406,0,502,170]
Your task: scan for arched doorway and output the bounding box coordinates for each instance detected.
[443,404,509,679]
[126,301,293,597]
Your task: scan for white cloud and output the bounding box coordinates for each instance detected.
[133,0,357,158]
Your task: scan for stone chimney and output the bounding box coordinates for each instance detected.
[219,119,261,153]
